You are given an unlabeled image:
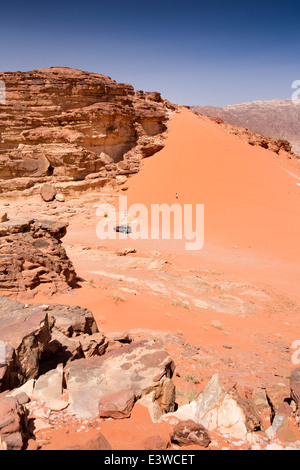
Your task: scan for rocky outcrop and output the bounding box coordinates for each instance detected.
[0,218,77,294]
[0,295,176,436]
[192,100,300,156]
[2,295,300,450]
[0,297,98,391]
[0,67,176,194]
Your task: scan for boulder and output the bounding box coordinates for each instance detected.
[170,420,211,448]
[40,184,57,202]
[66,339,175,419]
[0,213,8,223]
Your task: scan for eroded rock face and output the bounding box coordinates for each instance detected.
[0,67,175,193]
[0,218,77,294]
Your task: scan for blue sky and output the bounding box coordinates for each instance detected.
[1,0,299,106]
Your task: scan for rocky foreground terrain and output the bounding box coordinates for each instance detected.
[1,69,300,451]
[192,99,300,155]
[1,290,300,451]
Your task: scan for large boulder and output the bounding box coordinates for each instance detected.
[170,420,211,448]
[40,183,57,202]
[66,339,175,419]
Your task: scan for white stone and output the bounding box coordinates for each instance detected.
[55,193,65,202]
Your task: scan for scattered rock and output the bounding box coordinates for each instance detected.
[26,439,39,450]
[116,248,137,256]
[13,392,30,406]
[0,213,8,223]
[170,420,211,448]
[33,418,53,433]
[55,193,65,203]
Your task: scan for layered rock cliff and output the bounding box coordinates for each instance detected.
[0,67,176,193]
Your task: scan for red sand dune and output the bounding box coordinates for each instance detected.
[126,107,300,262]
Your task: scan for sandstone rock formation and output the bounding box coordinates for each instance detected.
[1,293,300,450]
[0,295,177,439]
[0,67,175,195]
[192,100,300,155]
[0,296,98,391]
[0,218,77,294]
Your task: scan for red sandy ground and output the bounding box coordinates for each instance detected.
[31,108,300,449]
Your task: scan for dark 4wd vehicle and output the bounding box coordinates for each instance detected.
[114,225,132,234]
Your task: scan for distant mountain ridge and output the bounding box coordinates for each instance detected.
[191,99,300,155]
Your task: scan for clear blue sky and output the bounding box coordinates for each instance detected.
[1,0,300,106]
